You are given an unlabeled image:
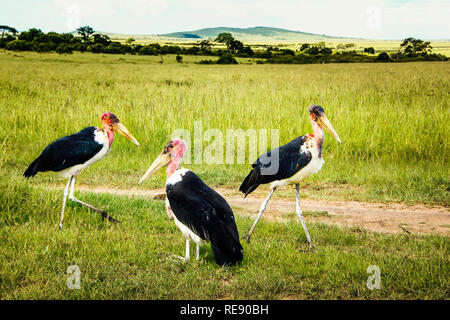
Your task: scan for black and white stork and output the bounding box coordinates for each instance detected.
[23,112,140,229]
[138,139,243,266]
[239,105,341,248]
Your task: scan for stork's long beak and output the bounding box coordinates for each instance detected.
[317,114,342,143]
[138,151,171,184]
[113,122,140,146]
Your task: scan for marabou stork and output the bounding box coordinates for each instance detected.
[23,112,140,229]
[139,139,243,266]
[239,105,341,248]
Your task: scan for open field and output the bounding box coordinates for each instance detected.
[0,50,448,204]
[0,177,448,299]
[0,51,449,299]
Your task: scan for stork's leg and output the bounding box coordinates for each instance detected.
[59,176,73,230]
[68,176,120,224]
[196,244,200,260]
[185,239,190,261]
[295,184,314,249]
[243,187,277,243]
[170,239,190,263]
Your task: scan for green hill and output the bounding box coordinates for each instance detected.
[159,26,349,42]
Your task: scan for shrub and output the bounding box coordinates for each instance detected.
[56,43,73,54]
[87,43,104,53]
[216,53,238,64]
[319,47,332,55]
[196,60,215,64]
[376,52,391,62]
[305,46,319,55]
[34,42,53,52]
[6,40,31,51]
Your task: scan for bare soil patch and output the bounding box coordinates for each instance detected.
[70,185,450,236]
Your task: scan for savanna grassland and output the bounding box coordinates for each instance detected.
[0,50,448,299]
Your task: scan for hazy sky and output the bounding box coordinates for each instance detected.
[1,0,449,39]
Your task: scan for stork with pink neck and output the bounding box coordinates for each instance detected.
[24,112,140,229]
[139,139,243,266]
[239,105,342,248]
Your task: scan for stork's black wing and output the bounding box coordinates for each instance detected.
[166,170,243,266]
[239,135,312,196]
[24,127,103,178]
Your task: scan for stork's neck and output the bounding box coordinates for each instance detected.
[104,127,114,147]
[310,117,324,158]
[166,157,182,178]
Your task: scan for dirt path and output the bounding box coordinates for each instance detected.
[74,185,450,236]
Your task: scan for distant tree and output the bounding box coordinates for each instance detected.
[400,37,432,56]
[376,51,390,61]
[176,54,183,63]
[0,25,18,39]
[337,43,346,50]
[92,33,111,45]
[240,45,254,56]
[228,39,244,54]
[364,47,375,54]
[300,43,310,51]
[126,38,135,45]
[198,40,212,51]
[345,43,356,49]
[215,32,234,45]
[18,28,43,41]
[214,32,248,55]
[77,26,95,43]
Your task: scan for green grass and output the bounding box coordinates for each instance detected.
[0,51,448,205]
[0,50,448,299]
[0,177,448,299]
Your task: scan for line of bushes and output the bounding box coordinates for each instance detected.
[0,26,447,64]
[264,50,448,64]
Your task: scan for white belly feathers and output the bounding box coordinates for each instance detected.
[59,129,110,178]
[270,138,324,189]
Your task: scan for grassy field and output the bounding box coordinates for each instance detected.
[0,177,448,299]
[0,50,448,204]
[0,51,448,299]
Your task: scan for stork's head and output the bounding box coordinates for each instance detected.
[138,139,187,184]
[101,112,140,146]
[308,105,342,143]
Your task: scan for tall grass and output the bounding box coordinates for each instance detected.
[0,52,448,300]
[0,176,448,299]
[0,51,448,204]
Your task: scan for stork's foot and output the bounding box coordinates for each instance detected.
[98,210,120,224]
[69,194,120,224]
[242,234,252,243]
[169,254,189,264]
